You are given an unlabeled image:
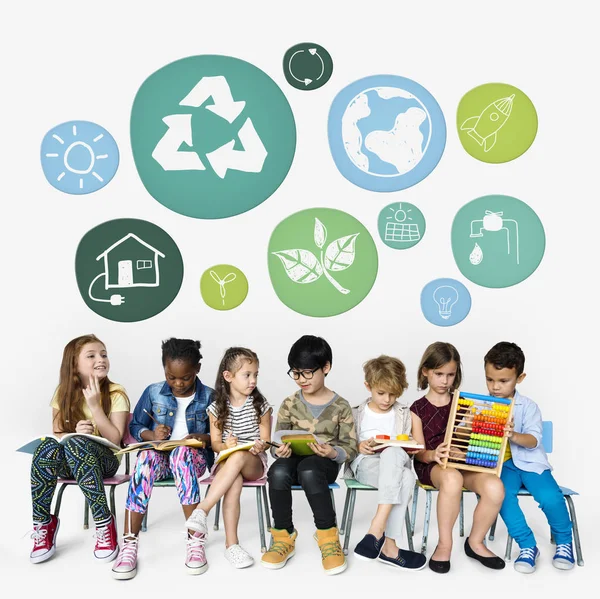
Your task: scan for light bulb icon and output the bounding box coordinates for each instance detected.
[432,285,459,320]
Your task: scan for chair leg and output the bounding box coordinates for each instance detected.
[421,490,432,555]
[84,500,90,530]
[53,483,68,519]
[340,488,351,535]
[405,508,414,552]
[330,489,337,526]
[141,510,148,532]
[256,488,267,553]
[262,486,272,532]
[505,534,513,561]
[411,483,419,537]
[459,492,464,537]
[109,485,116,517]
[489,516,497,541]
[342,489,357,556]
[214,499,221,531]
[565,495,585,566]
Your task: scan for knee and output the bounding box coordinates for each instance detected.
[137,450,159,466]
[480,476,505,504]
[297,468,325,494]
[381,446,409,463]
[439,469,464,494]
[268,462,293,489]
[63,436,87,455]
[538,488,565,512]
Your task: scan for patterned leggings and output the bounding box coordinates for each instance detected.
[125,447,207,513]
[31,437,119,524]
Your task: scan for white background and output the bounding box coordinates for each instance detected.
[1,0,598,596]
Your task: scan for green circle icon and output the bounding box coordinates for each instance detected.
[200,264,248,311]
[377,201,426,250]
[131,55,296,219]
[457,83,538,163]
[451,195,545,288]
[268,208,378,317]
[283,43,333,91]
[75,219,183,322]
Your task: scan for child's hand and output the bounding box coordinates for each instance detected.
[250,439,266,455]
[433,442,450,465]
[359,438,376,455]
[449,447,466,460]
[225,433,238,449]
[75,420,94,434]
[308,442,337,459]
[504,419,515,438]
[152,424,171,440]
[82,375,102,410]
[275,442,292,458]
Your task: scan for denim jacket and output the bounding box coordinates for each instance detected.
[129,378,215,468]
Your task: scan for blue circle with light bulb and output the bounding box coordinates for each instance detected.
[421,278,471,327]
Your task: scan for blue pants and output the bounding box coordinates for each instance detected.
[500,459,572,548]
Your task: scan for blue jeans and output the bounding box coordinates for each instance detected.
[500,459,572,548]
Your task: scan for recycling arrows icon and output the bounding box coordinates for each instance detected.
[151,75,268,179]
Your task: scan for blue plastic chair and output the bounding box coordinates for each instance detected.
[488,421,584,566]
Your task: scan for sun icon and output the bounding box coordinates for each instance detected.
[41,121,119,195]
[386,202,414,223]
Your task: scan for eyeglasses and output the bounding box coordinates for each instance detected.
[287,366,321,380]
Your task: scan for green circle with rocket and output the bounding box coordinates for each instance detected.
[457,83,537,163]
[451,195,545,288]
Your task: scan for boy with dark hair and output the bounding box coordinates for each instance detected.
[484,341,574,573]
[262,335,357,575]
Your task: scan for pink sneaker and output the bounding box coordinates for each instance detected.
[112,535,138,580]
[30,515,60,563]
[185,531,208,575]
[94,516,119,562]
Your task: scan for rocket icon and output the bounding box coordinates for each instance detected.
[460,94,515,152]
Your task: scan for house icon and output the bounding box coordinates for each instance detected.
[96,233,166,288]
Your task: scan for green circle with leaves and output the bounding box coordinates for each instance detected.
[268,208,378,317]
[457,83,537,163]
[200,264,248,311]
[377,201,426,250]
[75,219,183,322]
[451,195,545,288]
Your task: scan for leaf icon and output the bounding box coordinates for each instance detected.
[272,249,324,284]
[324,233,360,272]
[314,218,327,249]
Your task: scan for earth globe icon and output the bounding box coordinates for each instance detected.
[342,86,432,177]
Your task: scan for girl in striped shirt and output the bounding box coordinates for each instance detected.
[186,347,272,569]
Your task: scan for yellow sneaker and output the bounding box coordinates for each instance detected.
[314,527,347,575]
[261,529,297,569]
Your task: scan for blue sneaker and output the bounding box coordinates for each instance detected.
[514,546,539,573]
[378,548,427,571]
[553,543,575,570]
[354,533,384,560]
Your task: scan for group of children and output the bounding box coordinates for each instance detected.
[28,333,575,578]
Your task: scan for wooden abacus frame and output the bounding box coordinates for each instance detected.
[442,389,514,477]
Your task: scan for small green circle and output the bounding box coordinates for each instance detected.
[451,195,545,288]
[457,83,537,163]
[75,219,183,322]
[268,208,378,317]
[200,264,248,311]
[377,201,425,250]
[283,43,333,91]
[131,55,296,219]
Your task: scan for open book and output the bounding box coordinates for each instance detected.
[214,441,255,465]
[116,438,205,455]
[370,435,424,451]
[273,430,324,456]
[17,433,121,454]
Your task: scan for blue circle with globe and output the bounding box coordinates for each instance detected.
[328,75,446,192]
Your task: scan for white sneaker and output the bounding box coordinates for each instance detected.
[185,508,208,535]
[224,544,254,569]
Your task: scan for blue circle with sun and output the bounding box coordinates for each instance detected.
[40,121,119,195]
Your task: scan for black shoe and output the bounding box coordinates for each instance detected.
[379,548,427,570]
[464,537,505,570]
[354,533,385,560]
[428,546,451,574]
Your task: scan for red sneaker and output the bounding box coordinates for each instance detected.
[30,515,60,564]
[94,516,119,562]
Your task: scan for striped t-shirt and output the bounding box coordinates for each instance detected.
[207,395,271,442]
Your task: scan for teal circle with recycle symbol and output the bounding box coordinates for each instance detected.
[131,55,296,219]
[328,75,446,192]
[41,121,119,194]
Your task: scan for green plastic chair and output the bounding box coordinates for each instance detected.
[339,478,414,556]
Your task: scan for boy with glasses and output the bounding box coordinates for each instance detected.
[261,335,358,575]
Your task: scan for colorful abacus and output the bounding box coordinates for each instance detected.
[442,390,514,476]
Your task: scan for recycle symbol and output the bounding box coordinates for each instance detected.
[151,75,268,179]
[288,48,325,87]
